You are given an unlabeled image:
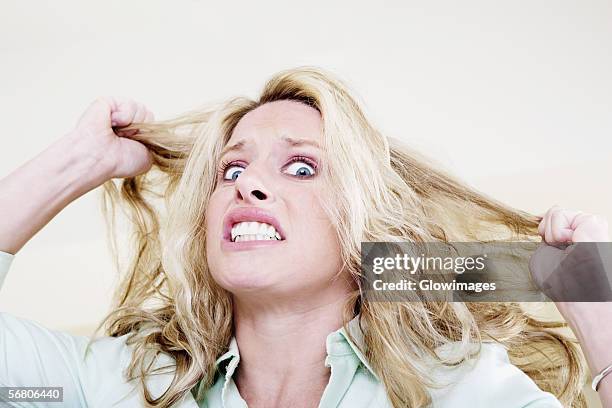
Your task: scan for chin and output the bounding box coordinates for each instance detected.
[213,267,278,293]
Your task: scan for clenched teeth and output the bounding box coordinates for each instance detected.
[231,221,282,242]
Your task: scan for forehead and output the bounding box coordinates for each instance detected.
[229,100,322,144]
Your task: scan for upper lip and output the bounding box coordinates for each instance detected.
[222,207,286,242]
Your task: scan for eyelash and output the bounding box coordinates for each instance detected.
[217,155,318,180]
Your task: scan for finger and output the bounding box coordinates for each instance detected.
[77,97,113,127]
[537,207,555,237]
[540,206,555,241]
[102,96,119,111]
[550,210,574,242]
[561,210,584,230]
[571,212,591,229]
[132,103,147,123]
[114,101,137,126]
[111,100,138,127]
[537,214,546,236]
[545,206,561,243]
[113,138,154,178]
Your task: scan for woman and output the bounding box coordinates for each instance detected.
[0,67,610,408]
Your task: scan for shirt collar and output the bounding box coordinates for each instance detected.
[214,336,239,371]
[336,315,378,379]
[213,314,378,380]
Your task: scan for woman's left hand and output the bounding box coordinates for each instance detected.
[531,205,611,308]
[537,205,609,244]
[533,205,612,404]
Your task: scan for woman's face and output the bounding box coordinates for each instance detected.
[205,100,345,300]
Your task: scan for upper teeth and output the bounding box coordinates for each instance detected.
[231,221,282,242]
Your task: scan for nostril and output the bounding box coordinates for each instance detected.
[251,190,267,200]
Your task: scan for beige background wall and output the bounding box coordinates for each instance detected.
[0,0,610,405]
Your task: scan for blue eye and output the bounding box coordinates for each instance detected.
[223,165,244,181]
[284,160,316,178]
[218,156,318,182]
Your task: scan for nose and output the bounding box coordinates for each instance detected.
[233,165,273,204]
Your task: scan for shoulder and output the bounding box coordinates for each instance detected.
[0,311,133,371]
[428,342,562,408]
[0,312,186,406]
[81,329,184,406]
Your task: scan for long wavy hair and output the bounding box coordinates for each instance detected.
[93,66,586,407]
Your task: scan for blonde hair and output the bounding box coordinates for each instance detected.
[95,66,586,407]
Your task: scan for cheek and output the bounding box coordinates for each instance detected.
[307,220,341,263]
[283,223,342,290]
[289,196,342,276]
[204,192,227,265]
[205,191,226,236]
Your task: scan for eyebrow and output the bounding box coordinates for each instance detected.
[220,135,321,157]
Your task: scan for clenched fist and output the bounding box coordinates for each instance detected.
[67,96,156,180]
[530,205,611,302]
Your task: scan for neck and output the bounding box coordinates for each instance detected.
[232,284,352,407]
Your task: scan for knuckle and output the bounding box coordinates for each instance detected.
[115,97,134,109]
[551,207,565,216]
[94,96,110,107]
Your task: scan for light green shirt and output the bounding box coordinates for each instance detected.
[0,250,561,407]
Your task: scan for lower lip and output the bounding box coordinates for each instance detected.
[221,238,287,252]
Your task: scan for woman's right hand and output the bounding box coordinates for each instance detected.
[69,96,155,180]
[0,97,157,254]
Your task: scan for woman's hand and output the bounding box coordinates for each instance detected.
[532,206,611,304]
[533,205,612,403]
[529,206,611,304]
[537,205,610,243]
[0,97,156,254]
[67,96,155,180]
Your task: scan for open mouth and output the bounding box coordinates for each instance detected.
[231,221,283,242]
[222,206,287,246]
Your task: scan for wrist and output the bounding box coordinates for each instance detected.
[557,302,612,373]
